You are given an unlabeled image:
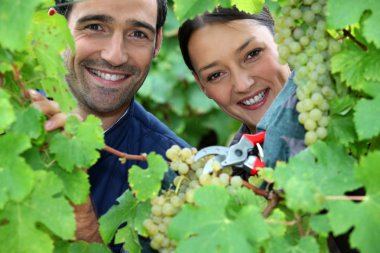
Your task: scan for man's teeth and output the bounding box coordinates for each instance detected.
[242,90,266,106]
[91,69,126,81]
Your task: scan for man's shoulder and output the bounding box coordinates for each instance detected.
[130,101,189,148]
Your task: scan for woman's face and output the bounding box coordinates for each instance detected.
[188,19,290,131]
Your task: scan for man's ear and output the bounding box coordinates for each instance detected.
[192,71,209,98]
[153,27,163,58]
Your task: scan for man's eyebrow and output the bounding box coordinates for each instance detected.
[236,37,256,53]
[128,20,156,34]
[77,14,113,24]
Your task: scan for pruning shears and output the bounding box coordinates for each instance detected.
[194,131,266,175]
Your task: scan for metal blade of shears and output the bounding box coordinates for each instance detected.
[194,146,229,162]
[203,154,226,174]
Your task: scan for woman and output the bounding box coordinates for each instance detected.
[178,7,306,171]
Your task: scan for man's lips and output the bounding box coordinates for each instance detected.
[87,67,129,82]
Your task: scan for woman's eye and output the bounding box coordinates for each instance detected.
[207,72,222,82]
[85,24,103,31]
[246,48,262,61]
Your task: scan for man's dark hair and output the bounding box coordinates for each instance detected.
[54,0,168,30]
[178,6,275,72]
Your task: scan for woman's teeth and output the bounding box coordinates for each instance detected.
[90,69,126,81]
[242,90,266,106]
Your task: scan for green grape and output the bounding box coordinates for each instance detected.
[305,131,318,145]
[230,176,243,188]
[309,108,323,121]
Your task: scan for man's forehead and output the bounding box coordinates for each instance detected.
[70,0,157,25]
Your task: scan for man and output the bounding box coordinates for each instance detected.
[31,0,188,252]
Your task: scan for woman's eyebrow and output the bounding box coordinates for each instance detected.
[236,37,256,53]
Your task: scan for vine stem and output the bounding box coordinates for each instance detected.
[103,145,147,161]
[262,191,281,218]
[12,64,30,101]
[325,195,365,201]
[343,29,368,51]
[0,73,4,87]
[242,180,270,199]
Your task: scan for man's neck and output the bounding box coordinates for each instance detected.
[74,104,130,131]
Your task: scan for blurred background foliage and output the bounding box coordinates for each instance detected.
[136,0,240,148]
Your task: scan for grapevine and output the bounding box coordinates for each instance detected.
[1,0,380,253]
[144,145,246,252]
[274,0,340,145]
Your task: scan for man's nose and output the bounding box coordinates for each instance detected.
[101,32,128,66]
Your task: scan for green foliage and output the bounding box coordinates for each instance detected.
[0,0,45,51]
[99,191,151,244]
[129,153,169,201]
[327,0,380,47]
[169,186,270,253]
[2,0,380,252]
[0,172,75,253]
[49,115,104,171]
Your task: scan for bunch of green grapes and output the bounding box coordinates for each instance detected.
[143,145,243,253]
[274,0,341,145]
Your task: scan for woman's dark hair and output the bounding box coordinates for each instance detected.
[178,6,275,72]
[54,0,168,31]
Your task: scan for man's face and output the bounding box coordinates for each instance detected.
[65,0,160,115]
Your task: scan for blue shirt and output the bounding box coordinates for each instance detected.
[88,99,189,252]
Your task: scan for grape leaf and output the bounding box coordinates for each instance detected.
[169,186,270,253]
[266,236,319,253]
[326,151,380,253]
[10,107,44,139]
[0,0,45,51]
[51,165,90,205]
[99,190,150,244]
[309,214,331,236]
[0,133,34,209]
[68,241,112,253]
[173,0,217,24]
[327,195,380,253]
[115,226,142,253]
[274,142,360,213]
[0,171,75,253]
[330,43,366,91]
[31,12,76,112]
[49,115,104,172]
[354,97,380,140]
[328,114,357,145]
[355,151,380,194]
[0,88,15,132]
[129,153,169,201]
[231,0,264,14]
[326,0,380,47]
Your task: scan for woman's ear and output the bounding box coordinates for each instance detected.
[192,72,210,98]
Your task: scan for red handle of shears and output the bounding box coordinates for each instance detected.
[242,131,265,145]
[250,157,265,175]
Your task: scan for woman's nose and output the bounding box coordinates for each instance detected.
[232,70,255,93]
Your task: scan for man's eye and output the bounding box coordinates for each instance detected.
[207,72,221,82]
[85,24,103,31]
[132,31,147,39]
[246,48,262,61]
